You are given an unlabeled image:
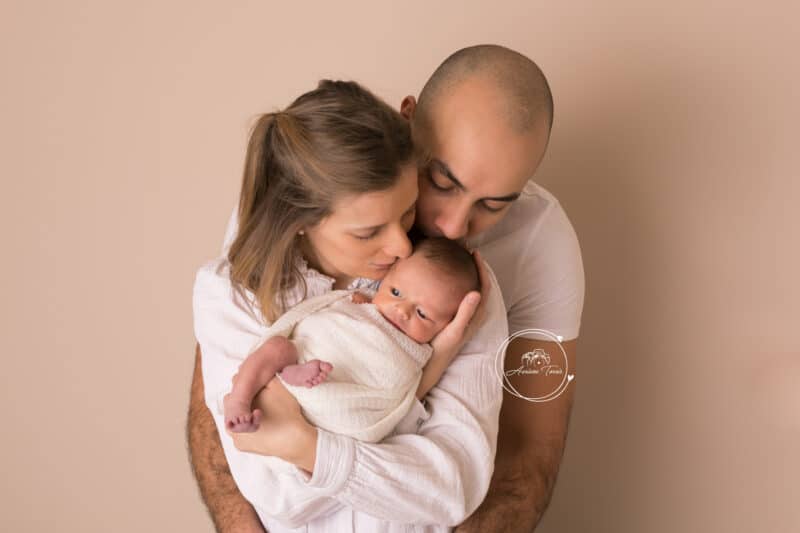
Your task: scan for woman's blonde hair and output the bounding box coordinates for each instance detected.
[228,80,414,322]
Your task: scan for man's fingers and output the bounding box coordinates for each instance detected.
[473,250,491,298]
[471,250,491,326]
[452,291,481,336]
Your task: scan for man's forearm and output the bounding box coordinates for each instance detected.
[455,435,566,532]
[187,344,266,533]
[456,338,578,531]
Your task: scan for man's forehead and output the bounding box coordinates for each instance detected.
[421,78,548,186]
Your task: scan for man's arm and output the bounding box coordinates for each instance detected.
[187,344,266,533]
[455,338,577,532]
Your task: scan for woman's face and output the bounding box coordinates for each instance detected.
[303,163,418,283]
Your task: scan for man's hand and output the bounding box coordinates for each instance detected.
[187,344,267,533]
[430,250,492,360]
[455,338,578,532]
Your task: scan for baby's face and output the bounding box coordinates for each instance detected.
[372,252,467,344]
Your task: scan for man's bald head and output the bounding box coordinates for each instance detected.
[415,44,553,136]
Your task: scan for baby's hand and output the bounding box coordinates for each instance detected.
[351,291,372,304]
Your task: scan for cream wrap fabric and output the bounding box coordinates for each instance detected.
[257,289,433,443]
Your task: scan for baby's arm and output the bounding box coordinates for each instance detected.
[223,336,332,433]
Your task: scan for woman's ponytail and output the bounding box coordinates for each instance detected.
[237,112,277,234]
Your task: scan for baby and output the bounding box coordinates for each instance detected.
[223,237,480,441]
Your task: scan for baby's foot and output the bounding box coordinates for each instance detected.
[279,359,333,388]
[223,393,263,433]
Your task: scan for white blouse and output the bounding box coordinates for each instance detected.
[193,253,509,532]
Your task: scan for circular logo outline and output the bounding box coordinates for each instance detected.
[493,328,573,402]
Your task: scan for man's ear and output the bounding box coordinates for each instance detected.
[400,95,417,120]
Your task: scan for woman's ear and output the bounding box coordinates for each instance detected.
[400,96,417,120]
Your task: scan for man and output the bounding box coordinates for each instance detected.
[188,44,584,532]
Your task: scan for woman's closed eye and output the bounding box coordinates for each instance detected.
[354,229,379,240]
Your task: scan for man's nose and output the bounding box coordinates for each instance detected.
[436,203,470,240]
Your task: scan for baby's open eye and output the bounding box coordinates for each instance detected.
[390,287,401,297]
[416,308,427,320]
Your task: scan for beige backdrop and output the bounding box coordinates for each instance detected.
[1,1,797,532]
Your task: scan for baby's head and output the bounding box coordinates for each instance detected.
[372,238,480,343]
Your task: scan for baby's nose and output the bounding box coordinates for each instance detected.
[396,304,411,320]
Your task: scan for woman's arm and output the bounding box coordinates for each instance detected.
[229,267,508,527]
[196,256,508,527]
[310,333,505,526]
[193,259,349,528]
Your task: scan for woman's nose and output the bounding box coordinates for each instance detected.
[383,224,412,259]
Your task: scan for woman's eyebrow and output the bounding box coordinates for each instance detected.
[432,159,521,203]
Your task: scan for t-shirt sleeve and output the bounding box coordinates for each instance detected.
[507,201,585,341]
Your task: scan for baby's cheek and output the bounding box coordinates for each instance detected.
[420,323,439,344]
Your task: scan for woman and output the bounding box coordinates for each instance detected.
[193,80,500,531]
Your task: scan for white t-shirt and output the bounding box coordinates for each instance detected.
[467,180,585,341]
[192,181,584,532]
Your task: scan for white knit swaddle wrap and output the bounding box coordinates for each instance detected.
[259,290,432,443]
